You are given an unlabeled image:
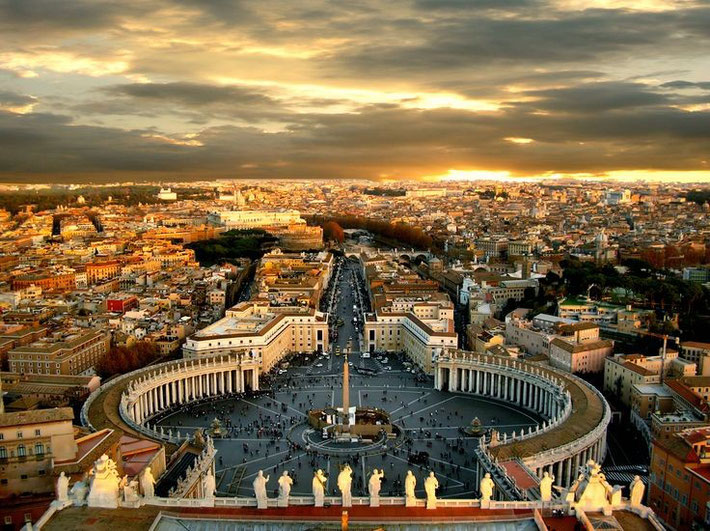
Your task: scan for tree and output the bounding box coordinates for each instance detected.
[96,342,160,379]
[322,221,345,244]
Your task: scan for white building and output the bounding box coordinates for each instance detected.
[183,301,329,372]
[157,188,177,201]
[207,210,303,230]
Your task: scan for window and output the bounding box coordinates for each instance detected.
[0,447,6,459]
[17,444,26,457]
[35,429,41,437]
[35,443,44,455]
[17,431,23,438]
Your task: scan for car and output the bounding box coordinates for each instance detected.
[316,363,324,367]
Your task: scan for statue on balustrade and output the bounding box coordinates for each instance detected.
[140,466,156,499]
[480,472,495,503]
[56,472,70,503]
[338,464,353,508]
[313,469,328,507]
[405,470,417,507]
[629,475,645,507]
[202,469,216,500]
[368,468,384,506]
[278,471,293,507]
[540,471,555,502]
[87,454,122,509]
[253,470,270,509]
[424,471,439,510]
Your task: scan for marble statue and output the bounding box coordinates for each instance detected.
[313,469,327,507]
[368,469,384,507]
[405,470,417,507]
[480,472,495,503]
[278,471,293,507]
[56,471,70,503]
[564,459,618,515]
[70,480,88,506]
[140,466,156,499]
[424,471,439,510]
[253,470,270,509]
[87,454,121,508]
[202,469,216,500]
[629,476,645,507]
[193,428,206,447]
[338,464,353,508]
[121,476,140,503]
[540,471,554,502]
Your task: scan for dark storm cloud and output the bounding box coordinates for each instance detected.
[0,90,37,108]
[1,91,708,181]
[327,8,709,76]
[105,82,278,107]
[413,0,536,11]
[0,0,707,180]
[660,80,710,90]
[520,82,671,113]
[0,0,153,32]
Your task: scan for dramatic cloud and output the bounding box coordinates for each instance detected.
[0,0,708,181]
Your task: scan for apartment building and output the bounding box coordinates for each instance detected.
[649,427,710,529]
[85,260,121,285]
[0,407,78,498]
[549,323,614,373]
[680,342,710,375]
[362,255,457,374]
[8,330,110,376]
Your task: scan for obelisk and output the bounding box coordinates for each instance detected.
[342,355,350,431]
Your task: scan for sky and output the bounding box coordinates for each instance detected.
[0,0,709,183]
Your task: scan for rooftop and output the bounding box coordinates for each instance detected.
[0,406,74,428]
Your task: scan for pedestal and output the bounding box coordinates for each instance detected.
[278,496,289,508]
[370,495,379,507]
[426,498,436,510]
[405,496,416,508]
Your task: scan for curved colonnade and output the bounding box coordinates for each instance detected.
[435,350,610,494]
[82,353,261,444]
[82,348,610,501]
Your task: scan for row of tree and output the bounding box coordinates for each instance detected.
[186,229,277,266]
[96,342,160,379]
[0,185,213,216]
[308,215,433,250]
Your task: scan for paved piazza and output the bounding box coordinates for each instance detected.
[156,349,542,500]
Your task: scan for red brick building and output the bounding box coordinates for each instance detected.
[649,426,710,529]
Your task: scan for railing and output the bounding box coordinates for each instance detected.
[521,367,611,468]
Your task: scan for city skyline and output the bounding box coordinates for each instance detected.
[0,0,709,182]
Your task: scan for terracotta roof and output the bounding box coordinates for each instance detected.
[665,379,710,413]
[550,338,613,353]
[683,341,710,350]
[0,406,74,427]
[622,361,655,377]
